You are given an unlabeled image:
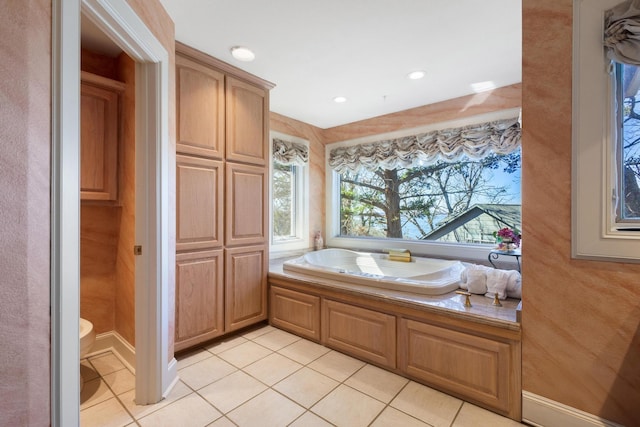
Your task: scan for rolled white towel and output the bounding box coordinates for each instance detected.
[485,269,509,300]
[460,265,493,292]
[506,270,522,299]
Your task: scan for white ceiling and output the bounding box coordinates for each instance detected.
[84,0,522,129]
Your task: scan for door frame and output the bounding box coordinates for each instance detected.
[51,0,175,424]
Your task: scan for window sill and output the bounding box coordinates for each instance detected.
[326,236,520,267]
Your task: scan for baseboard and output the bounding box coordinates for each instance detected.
[86,331,136,373]
[522,391,624,427]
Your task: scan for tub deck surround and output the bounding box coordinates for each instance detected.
[271,258,520,327]
[284,248,465,296]
[269,257,522,420]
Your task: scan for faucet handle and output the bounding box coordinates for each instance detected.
[492,292,502,307]
[456,290,472,307]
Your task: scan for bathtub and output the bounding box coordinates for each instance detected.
[282,248,464,296]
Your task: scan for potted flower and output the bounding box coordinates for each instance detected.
[493,227,521,251]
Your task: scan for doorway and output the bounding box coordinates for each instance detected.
[51,0,175,425]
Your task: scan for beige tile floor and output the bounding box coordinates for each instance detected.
[80,324,524,427]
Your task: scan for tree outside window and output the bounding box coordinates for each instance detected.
[339,150,521,242]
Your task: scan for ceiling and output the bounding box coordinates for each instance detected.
[82,0,522,129]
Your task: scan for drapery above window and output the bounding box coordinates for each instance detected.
[273,138,309,166]
[328,117,521,173]
[605,0,640,65]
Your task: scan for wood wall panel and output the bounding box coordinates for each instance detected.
[226,76,268,165]
[176,155,224,250]
[521,1,640,425]
[322,299,396,369]
[225,162,267,246]
[225,245,268,332]
[80,79,119,201]
[175,250,224,351]
[269,286,321,341]
[176,56,225,158]
[399,318,512,416]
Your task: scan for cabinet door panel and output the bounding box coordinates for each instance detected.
[176,155,224,251]
[269,286,320,341]
[226,77,267,165]
[175,250,224,351]
[225,245,267,332]
[80,83,119,201]
[322,299,396,368]
[225,162,267,246]
[398,318,512,413]
[176,55,225,159]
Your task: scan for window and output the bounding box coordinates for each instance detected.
[572,0,640,262]
[272,162,300,240]
[269,131,309,252]
[615,63,640,225]
[327,110,522,262]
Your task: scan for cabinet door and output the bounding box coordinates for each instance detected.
[322,299,396,369]
[176,155,224,251]
[175,250,224,351]
[225,245,267,332]
[80,83,119,201]
[398,318,513,415]
[225,162,267,246]
[269,286,321,341]
[176,55,225,159]
[225,76,268,165]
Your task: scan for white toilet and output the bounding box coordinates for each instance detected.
[79,318,96,391]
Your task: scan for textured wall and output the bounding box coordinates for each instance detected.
[322,84,521,144]
[0,0,52,425]
[270,112,326,246]
[522,1,640,425]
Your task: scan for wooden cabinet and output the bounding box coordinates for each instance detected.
[175,250,224,352]
[174,43,273,351]
[225,76,268,166]
[398,318,518,417]
[270,286,320,341]
[225,245,268,332]
[268,276,522,420]
[225,162,268,247]
[176,155,224,251]
[176,56,225,159]
[322,299,396,369]
[80,72,125,201]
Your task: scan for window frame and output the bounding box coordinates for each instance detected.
[269,131,309,253]
[325,109,522,264]
[572,0,640,262]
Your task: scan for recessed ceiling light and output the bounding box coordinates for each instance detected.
[333,96,347,103]
[407,70,426,80]
[230,46,255,62]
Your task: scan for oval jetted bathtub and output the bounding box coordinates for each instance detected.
[283,248,464,295]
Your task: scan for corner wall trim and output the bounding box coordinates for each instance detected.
[522,391,623,427]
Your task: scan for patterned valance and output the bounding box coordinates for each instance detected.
[328,117,521,173]
[273,138,309,166]
[605,0,640,65]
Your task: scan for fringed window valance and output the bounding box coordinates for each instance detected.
[273,138,309,166]
[605,0,640,65]
[328,117,521,173]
